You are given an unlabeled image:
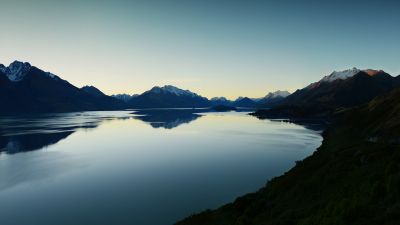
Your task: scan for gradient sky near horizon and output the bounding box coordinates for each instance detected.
[1,0,399,99]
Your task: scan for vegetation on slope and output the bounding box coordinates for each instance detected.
[176,88,400,225]
[254,71,400,119]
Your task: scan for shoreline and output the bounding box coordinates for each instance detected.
[175,94,400,225]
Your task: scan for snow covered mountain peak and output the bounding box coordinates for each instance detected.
[251,90,291,102]
[211,97,228,101]
[264,90,291,99]
[320,67,361,83]
[3,61,32,82]
[0,60,59,82]
[112,94,138,102]
[149,85,198,97]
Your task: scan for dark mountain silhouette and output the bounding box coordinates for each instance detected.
[81,85,106,97]
[132,109,203,129]
[127,85,211,108]
[112,94,138,102]
[0,112,132,154]
[210,97,232,106]
[256,90,291,107]
[0,61,125,114]
[0,131,74,154]
[81,85,125,108]
[210,91,290,108]
[254,69,400,118]
[232,97,257,108]
[176,83,400,225]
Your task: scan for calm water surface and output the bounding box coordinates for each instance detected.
[0,110,322,225]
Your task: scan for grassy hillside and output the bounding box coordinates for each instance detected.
[176,88,400,225]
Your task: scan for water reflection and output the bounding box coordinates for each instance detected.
[0,110,323,225]
[267,119,328,132]
[0,131,73,154]
[131,108,253,129]
[0,111,132,154]
[132,109,203,129]
[0,110,325,154]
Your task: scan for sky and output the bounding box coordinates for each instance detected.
[1,0,399,99]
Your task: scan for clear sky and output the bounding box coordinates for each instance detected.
[1,0,399,99]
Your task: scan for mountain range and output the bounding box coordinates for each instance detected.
[3,60,400,224]
[254,68,400,119]
[176,82,400,225]
[0,61,124,113]
[120,86,290,109]
[4,60,397,116]
[126,85,211,108]
[0,61,291,113]
[210,90,290,108]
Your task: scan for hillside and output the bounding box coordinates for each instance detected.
[127,85,211,108]
[254,69,400,119]
[176,88,400,225]
[0,61,125,113]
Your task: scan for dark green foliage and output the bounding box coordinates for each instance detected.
[176,88,400,225]
[253,71,400,119]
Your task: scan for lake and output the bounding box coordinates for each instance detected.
[0,110,322,225]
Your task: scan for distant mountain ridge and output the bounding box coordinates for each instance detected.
[2,61,288,112]
[81,85,106,97]
[232,97,257,107]
[210,97,231,106]
[209,90,290,108]
[254,68,400,118]
[319,67,361,83]
[126,85,211,108]
[0,61,124,114]
[0,61,58,82]
[3,61,391,115]
[256,90,291,107]
[112,94,138,102]
[146,85,199,97]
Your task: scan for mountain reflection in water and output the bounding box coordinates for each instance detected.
[0,109,323,154]
[0,111,133,154]
[132,109,204,129]
[0,110,323,225]
[0,109,231,154]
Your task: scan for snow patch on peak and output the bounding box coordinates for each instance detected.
[235,96,245,101]
[149,85,198,97]
[265,90,291,99]
[46,72,56,78]
[112,94,137,102]
[363,69,384,76]
[211,97,228,101]
[0,60,60,82]
[252,90,291,102]
[5,61,32,82]
[320,67,361,83]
